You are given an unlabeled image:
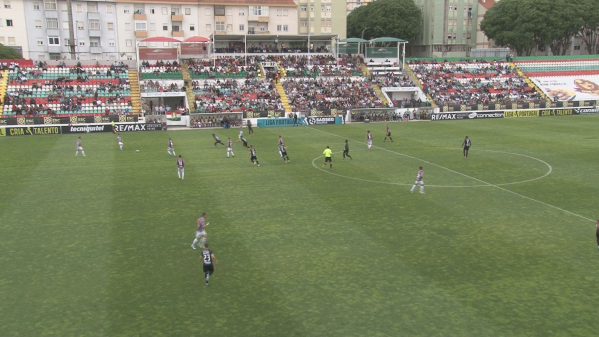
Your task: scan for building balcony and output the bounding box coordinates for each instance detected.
[214,31,227,35]
[248,16,269,22]
[47,45,61,53]
[299,11,308,19]
[172,31,184,37]
[135,31,148,38]
[134,14,147,20]
[257,30,270,34]
[89,30,102,37]
[171,14,183,22]
[90,47,103,54]
[88,12,101,20]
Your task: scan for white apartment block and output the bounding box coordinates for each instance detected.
[0,0,30,58]
[15,0,298,61]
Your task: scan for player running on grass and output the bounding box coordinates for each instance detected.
[192,212,209,250]
[227,138,235,158]
[365,131,373,150]
[201,243,218,286]
[116,134,123,151]
[384,124,393,142]
[75,137,86,156]
[213,134,225,147]
[343,140,352,160]
[410,167,425,194]
[249,145,260,166]
[167,138,176,156]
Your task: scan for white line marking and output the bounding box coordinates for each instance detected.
[311,148,552,187]
[308,127,595,223]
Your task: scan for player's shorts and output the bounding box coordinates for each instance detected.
[203,263,214,274]
[168,146,174,151]
[387,132,391,137]
[118,142,123,146]
[325,157,332,162]
[414,180,424,185]
[464,146,470,150]
[227,147,232,152]
[281,151,287,156]
[77,146,83,151]
[196,230,207,238]
[238,132,243,138]
[367,140,372,146]
[178,167,185,173]
[251,156,257,162]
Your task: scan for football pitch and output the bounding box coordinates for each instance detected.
[1,116,599,336]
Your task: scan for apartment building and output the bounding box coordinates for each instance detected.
[116,0,298,60]
[346,0,374,15]
[0,0,30,58]
[296,0,346,39]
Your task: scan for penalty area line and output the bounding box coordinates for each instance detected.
[306,126,595,223]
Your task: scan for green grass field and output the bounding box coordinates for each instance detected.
[1,116,599,336]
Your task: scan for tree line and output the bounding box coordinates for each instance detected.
[481,0,599,56]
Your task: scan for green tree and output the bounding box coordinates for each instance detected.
[347,0,421,41]
[578,0,599,54]
[0,44,23,59]
[481,0,583,56]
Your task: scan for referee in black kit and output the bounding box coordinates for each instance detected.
[462,136,471,159]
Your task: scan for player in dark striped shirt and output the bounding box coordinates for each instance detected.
[343,140,352,160]
[213,134,225,147]
[462,136,471,159]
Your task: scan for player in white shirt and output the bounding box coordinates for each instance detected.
[238,125,244,141]
[410,167,425,194]
[365,131,373,150]
[227,138,235,158]
[177,155,185,179]
[116,134,123,151]
[167,138,176,156]
[75,137,86,156]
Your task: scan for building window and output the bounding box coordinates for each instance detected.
[310,5,314,11]
[149,8,155,14]
[135,21,147,31]
[6,19,13,27]
[44,0,56,10]
[300,5,307,12]
[216,21,225,31]
[467,32,472,39]
[190,25,195,31]
[260,25,265,32]
[226,9,232,16]
[248,26,255,34]
[206,24,211,31]
[301,21,307,27]
[8,37,15,45]
[127,55,133,60]
[214,5,225,16]
[125,23,131,31]
[37,40,44,46]
[205,8,211,16]
[162,7,167,15]
[326,5,331,12]
[90,38,100,47]
[48,37,59,45]
[106,6,113,13]
[321,5,324,12]
[172,25,180,32]
[283,25,288,31]
[149,23,156,31]
[277,9,282,16]
[89,20,100,30]
[123,6,130,14]
[249,6,268,16]
[239,24,244,31]
[574,45,581,50]
[239,9,245,16]
[62,21,69,30]
[326,20,330,27]
[109,40,115,47]
[35,20,42,29]
[77,22,84,30]
[185,8,191,15]
[4,0,10,9]
[163,25,168,31]
[126,39,132,47]
[79,41,85,46]
[33,2,40,10]
[75,4,82,12]
[107,22,114,30]
[88,3,97,12]
[0,37,5,44]
[46,18,58,29]
[277,24,282,31]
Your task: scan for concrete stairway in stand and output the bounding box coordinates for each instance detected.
[372,84,389,106]
[275,62,292,113]
[128,70,142,114]
[0,70,8,114]
[510,62,552,103]
[181,64,196,111]
[405,64,437,108]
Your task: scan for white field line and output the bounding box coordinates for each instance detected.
[308,127,595,223]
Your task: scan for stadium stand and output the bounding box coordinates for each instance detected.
[514,56,599,101]
[3,61,134,116]
[190,78,282,113]
[408,59,541,106]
